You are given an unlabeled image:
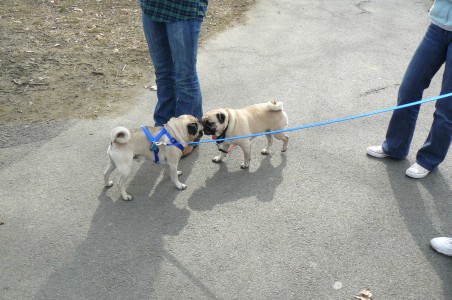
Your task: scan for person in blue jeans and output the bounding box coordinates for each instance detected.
[140,0,208,157]
[367,0,452,179]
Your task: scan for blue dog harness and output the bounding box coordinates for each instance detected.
[141,126,184,164]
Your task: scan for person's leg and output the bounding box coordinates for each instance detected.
[416,33,452,170]
[165,18,203,120]
[142,12,177,126]
[383,24,447,158]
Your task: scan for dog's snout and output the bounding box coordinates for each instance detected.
[201,119,216,135]
[203,126,216,135]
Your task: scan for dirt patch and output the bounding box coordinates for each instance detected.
[0,0,255,125]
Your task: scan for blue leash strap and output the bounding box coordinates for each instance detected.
[191,92,452,145]
[158,127,184,151]
[164,131,185,152]
[141,126,161,163]
[141,126,185,163]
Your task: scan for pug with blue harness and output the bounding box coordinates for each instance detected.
[104,115,203,200]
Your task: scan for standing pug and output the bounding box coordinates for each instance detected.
[202,100,289,169]
[104,115,203,200]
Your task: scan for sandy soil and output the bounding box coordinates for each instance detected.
[0,0,255,125]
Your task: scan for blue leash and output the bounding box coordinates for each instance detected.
[170,92,452,146]
[198,92,452,145]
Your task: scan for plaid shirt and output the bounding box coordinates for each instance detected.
[140,0,208,22]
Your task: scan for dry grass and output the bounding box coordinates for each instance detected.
[0,0,255,124]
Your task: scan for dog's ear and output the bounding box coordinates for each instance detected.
[216,112,226,124]
[187,122,198,136]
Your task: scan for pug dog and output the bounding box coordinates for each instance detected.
[202,100,289,169]
[104,115,203,200]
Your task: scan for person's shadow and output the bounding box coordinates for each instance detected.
[35,152,219,299]
[188,153,287,211]
[383,159,452,298]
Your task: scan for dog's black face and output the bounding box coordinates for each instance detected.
[202,119,216,135]
[202,112,226,136]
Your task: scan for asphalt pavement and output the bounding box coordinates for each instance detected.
[1,0,451,299]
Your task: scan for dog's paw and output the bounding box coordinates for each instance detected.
[240,163,250,169]
[281,148,287,153]
[177,170,183,177]
[212,156,223,163]
[261,149,269,155]
[122,194,133,201]
[176,183,187,190]
[105,181,114,187]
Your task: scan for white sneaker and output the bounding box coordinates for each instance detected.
[366,145,388,158]
[430,237,452,256]
[405,163,430,179]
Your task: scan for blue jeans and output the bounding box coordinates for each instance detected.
[382,23,452,170]
[142,12,203,126]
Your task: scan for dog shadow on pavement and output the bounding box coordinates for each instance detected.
[188,154,287,211]
[36,151,219,299]
[384,160,452,298]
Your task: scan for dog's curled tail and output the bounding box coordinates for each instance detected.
[267,100,284,111]
[111,126,131,144]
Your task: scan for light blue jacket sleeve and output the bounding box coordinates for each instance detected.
[429,0,452,30]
